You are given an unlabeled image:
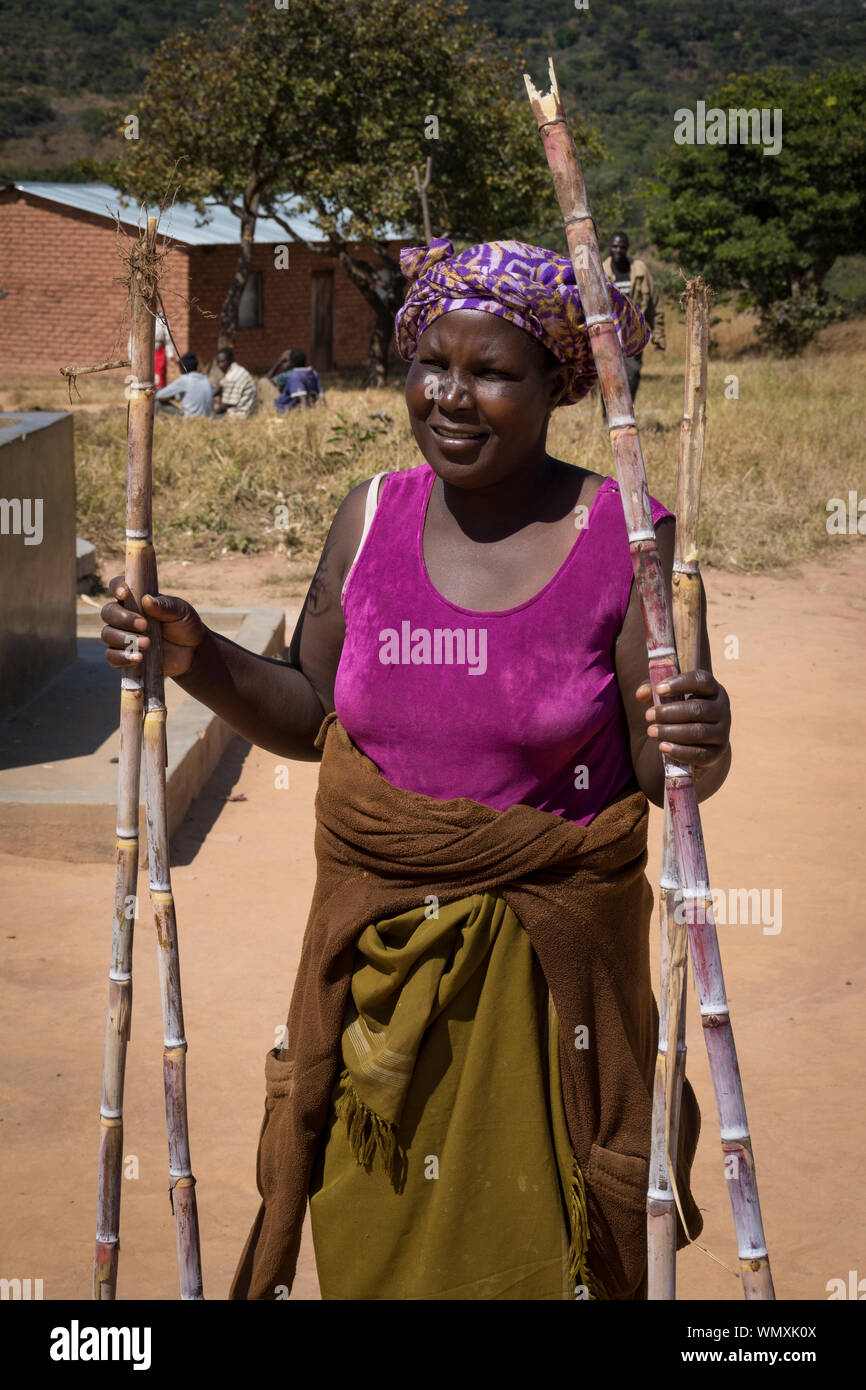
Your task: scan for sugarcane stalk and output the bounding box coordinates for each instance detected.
[647,804,686,1298]
[94,671,143,1297]
[524,61,774,1300]
[143,666,203,1299]
[134,217,204,1300]
[94,214,203,1299]
[93,263,153,1301]
[647,278,709,1298]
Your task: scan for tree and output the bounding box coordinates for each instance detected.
[648,65,866,352]
[101,6,333,347]
[102,0,603,380]
[263,0,604,382]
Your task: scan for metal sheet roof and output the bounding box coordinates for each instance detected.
[9,182,402,245]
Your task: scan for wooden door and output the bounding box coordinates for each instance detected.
[310,270,334,371]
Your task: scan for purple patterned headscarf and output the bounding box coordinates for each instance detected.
[395,237,649,406]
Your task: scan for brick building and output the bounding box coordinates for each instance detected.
[0,183,409,378]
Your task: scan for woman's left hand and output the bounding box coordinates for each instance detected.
[635,670,731,768]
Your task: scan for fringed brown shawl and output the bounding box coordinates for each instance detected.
[229,712,701,1300]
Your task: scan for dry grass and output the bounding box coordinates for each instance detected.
[546,307,866,570]
[4,310,864,575]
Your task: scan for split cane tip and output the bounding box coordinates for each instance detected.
[523,57,562,121]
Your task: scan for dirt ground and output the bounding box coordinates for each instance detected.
[1,546,864,1302]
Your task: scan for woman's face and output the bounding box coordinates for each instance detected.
[404,309,567,488]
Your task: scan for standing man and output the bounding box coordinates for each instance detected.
[602,232,665,404]
[212,347,259,418]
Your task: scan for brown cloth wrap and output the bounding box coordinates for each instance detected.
[230,712,702,1300]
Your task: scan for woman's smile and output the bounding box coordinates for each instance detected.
[428,419,490,453]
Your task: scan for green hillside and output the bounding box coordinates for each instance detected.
[474,0,866,217]
[0,0,229,96]
[0,0,233,176]
[2,0,864,211]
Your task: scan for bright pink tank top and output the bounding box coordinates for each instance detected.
[335,463,673,825]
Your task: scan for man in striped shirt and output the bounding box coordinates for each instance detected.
[213,347,259,418]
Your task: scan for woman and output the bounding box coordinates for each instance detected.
[100,239,731,1300]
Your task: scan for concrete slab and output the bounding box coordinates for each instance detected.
[76,537,96,580]
[0,605,288,861]
[0,411,76,717]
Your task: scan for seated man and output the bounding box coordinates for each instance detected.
[213,347,259,418]
[274,349,324,413]
[154,352,214,418]
[266,348,294,393]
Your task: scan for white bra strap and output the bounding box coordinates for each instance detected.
[341,472,386,602]
[361,471,386,544]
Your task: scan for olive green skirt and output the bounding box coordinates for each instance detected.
[308,893,598,1300]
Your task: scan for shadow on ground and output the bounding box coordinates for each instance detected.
[0,637,115,769]
[171,733,252,866]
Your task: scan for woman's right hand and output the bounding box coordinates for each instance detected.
[100,577,206,678]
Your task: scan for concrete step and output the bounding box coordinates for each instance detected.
[0,605,289,862]
[76,537,97,593]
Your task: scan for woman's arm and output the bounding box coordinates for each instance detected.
[100,481,373,760]
[174,627,328,761]
[614,516,732,808]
